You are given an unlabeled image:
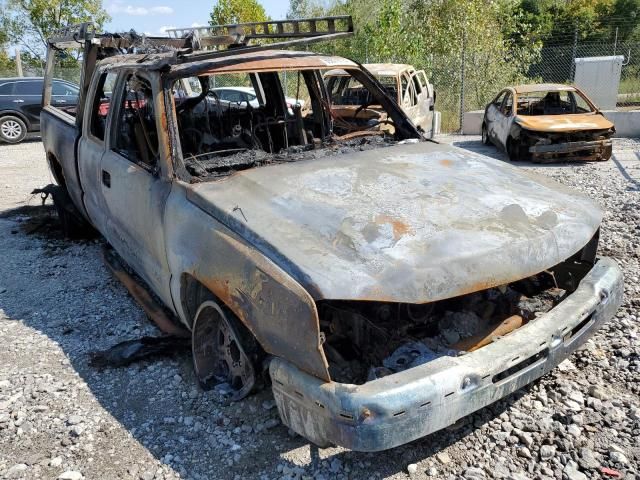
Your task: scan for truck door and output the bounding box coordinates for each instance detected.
[401,72,422,129]
[413,70,435,137]
[78,69,118,235]
[484,90,506,142]
[99,72,173,305]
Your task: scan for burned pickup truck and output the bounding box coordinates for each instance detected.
[41,19,623,451]
[324,63,436,137]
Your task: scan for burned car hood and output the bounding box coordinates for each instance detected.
[515,113,613,133]
[187,141,601,303]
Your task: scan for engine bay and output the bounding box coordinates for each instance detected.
[319,248,598,385]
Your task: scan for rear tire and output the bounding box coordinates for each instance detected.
[602,144,612,161]
[481,123,491,145]
[45,184,95,238]
[0,116,27,144]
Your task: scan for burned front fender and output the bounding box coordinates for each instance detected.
[164,182,331,382]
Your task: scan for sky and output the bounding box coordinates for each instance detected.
[104,0,289,36]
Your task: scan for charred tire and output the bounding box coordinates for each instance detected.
[507,137,523,162]
[192,300,262,400]
[602,144,613,161]
[50,185,95,238]
[0,115,27,144]
[481,123,491,145]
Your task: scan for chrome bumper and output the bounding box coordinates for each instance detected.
[270,258,623,451]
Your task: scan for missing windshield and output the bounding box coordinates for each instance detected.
[517,89,594,116]
[172,67,415,180]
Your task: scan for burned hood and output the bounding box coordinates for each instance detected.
[187,141,602,303]
[515,113,613,133]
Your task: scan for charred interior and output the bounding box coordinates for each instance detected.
[320,234,599,385]
[172,67,417,180]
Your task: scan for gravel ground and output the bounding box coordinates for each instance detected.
[0,136,638,480]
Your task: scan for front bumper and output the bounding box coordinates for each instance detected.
[529,139,612,161]
[270,257,623,451]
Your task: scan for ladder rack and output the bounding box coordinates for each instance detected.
[47,16,354,62]
[167,16,353,47]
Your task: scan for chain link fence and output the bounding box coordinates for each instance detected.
[433,38,640,133]
[1,33,637,134]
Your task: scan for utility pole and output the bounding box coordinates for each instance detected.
[459,25,467,133]
[15,47,23,77]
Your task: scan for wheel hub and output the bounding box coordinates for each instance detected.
[2,120,22,139]
[192,301,255,400]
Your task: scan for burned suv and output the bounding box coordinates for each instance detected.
[40,18,623,451]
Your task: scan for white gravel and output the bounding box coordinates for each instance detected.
[0,136,638,480]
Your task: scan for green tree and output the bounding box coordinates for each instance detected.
[1,0,110,60]
[210,0,269,25]
[287,0,326,19]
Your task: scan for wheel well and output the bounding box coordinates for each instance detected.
[0,111,30,129]
[180,274,221,328]
[180,273,265,358]
[47,153,66,187]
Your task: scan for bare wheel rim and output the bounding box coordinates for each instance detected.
[192,301,255,400]
[1,120,22,139]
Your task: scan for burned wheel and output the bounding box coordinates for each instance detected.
[192,301,257,400]
[507,137,523,162]
[481,123,491,145]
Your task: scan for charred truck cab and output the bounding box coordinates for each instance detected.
[41,19,623,451]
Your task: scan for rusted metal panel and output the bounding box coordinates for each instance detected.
[185,140,602,304]
[271,258,623,451]
[513,83,581,94]
[515,114,614,133]
[164,186,331,382]
[529,139,612,154]
[168,50,358,77]
[103,249,190,338]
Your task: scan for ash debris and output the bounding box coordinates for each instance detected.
[326,280,565,384]
[185,135,398,180]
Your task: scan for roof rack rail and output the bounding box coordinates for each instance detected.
[166,16,353,63]
[47,22,197,50]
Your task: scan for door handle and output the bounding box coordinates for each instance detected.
[12,99,24,103]
[57,99,67,104]
[102,170,111,188]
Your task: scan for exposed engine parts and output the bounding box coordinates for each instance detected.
[319,271,569,384]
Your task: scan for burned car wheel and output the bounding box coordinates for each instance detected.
[481,123,491,146]
[507,137,525,162]
[192,300,258,400]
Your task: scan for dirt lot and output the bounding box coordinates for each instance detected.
[0,137,638,480]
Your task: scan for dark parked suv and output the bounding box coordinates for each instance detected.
[0,77,79,143]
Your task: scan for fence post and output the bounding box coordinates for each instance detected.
[15,47,23,77]
[570,28,578,81]
[459,26,466,133]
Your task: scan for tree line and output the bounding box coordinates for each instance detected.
[0,0,637,123]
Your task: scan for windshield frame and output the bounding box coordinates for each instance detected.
[515,87,598,116]
[164,61,424,183]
